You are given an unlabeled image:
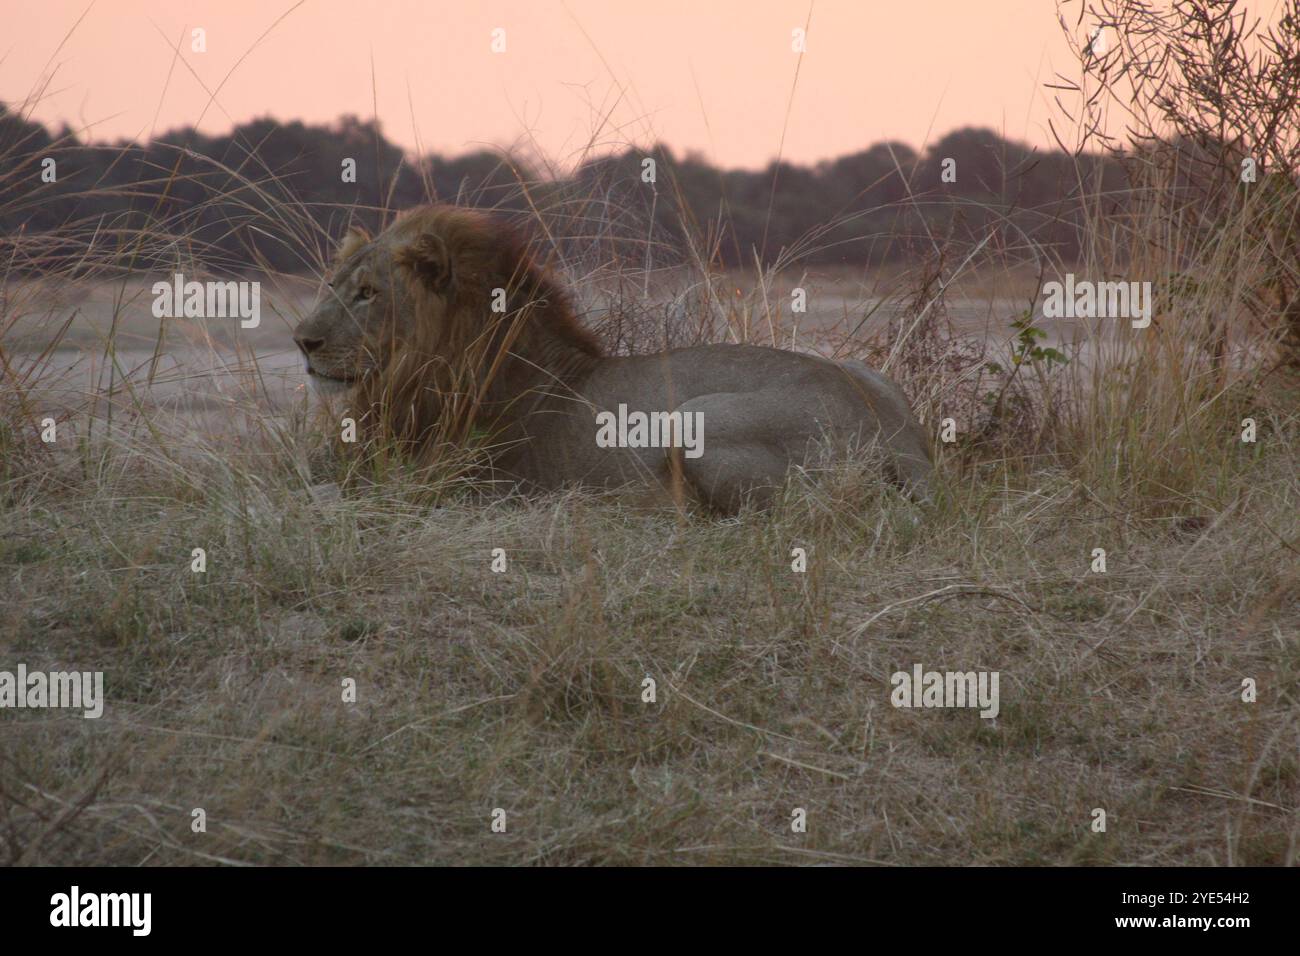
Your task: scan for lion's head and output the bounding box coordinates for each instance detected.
[293,205,602,445]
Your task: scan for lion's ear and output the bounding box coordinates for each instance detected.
[335,225,371,265]
[396,232,454,293]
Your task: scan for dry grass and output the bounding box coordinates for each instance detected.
[1,302,1297,864]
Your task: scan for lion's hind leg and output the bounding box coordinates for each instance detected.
[666,391,834,514]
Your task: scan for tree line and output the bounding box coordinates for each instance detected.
[0,103,1125,275]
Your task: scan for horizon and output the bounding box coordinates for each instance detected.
[2,100,1077,174]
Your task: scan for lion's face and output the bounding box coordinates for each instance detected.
[291,207,593,414]
[292,227,439,392]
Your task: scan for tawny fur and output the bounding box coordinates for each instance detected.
[293,204,933,512]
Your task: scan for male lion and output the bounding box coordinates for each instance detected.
[292,205,932,512]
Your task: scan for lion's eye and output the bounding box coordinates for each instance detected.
[356,284,377,301]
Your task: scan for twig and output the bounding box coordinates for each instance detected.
[847,584,1036,639]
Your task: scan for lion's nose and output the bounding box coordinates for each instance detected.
[295,334,325,355]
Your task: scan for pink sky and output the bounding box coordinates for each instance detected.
[7,0,1102,169]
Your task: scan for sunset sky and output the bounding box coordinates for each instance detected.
[2,1,1156,169]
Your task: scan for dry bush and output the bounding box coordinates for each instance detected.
[1057,0,1300,372]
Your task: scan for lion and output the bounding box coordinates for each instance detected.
[292,205,933,512]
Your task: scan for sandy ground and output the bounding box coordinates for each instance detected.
[4,271,1109,430]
